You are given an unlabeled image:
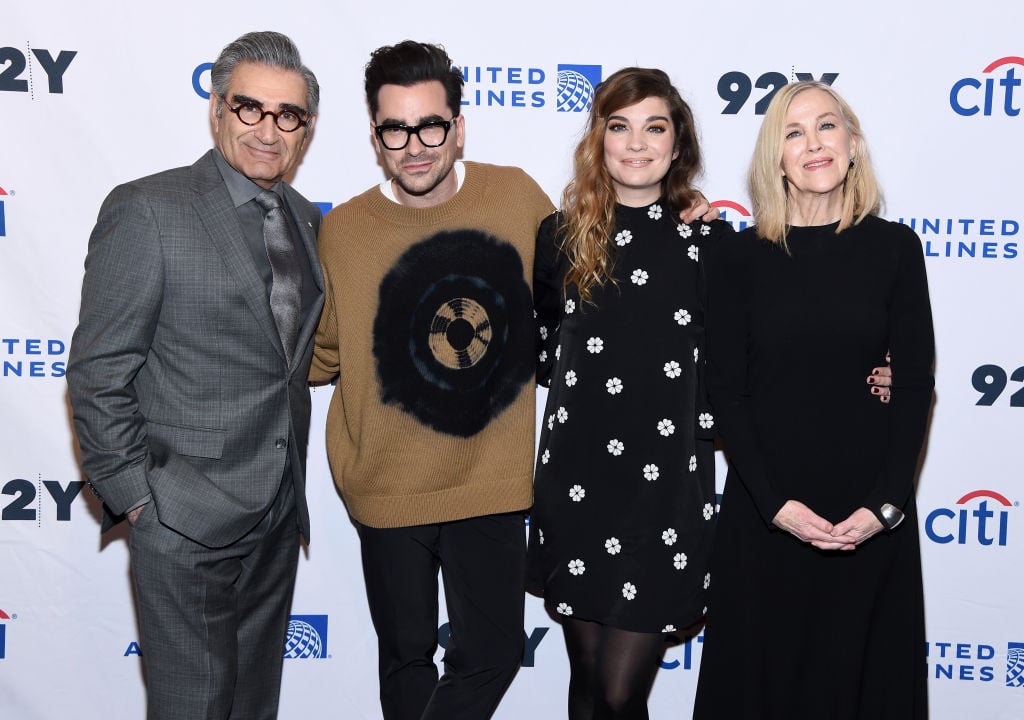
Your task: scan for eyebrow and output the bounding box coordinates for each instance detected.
[230,94,308,116]
[786,111,839,128]
[606,114,671,124]
[377,113,448,127]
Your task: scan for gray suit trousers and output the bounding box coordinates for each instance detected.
[129,480,298,720]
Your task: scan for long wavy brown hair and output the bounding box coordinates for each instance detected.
[561,67,703,304]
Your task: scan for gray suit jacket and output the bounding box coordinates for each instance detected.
[68,150,324,548]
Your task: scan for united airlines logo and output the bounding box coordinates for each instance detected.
[284,614,328,659]
[950,56,1024,117]
[924,489,1015,546]
[896,215,1019,261]
[711,200,753,233]
[555,65,601,112]
[1008,643,1024,687]
[456,62,601,112]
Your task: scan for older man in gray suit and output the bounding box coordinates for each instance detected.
[67,32,323,719]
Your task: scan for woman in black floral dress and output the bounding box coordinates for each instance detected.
[527,67,729,720]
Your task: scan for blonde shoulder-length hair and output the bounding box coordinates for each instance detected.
[748,81,881,246]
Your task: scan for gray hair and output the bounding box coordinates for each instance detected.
[211,31,320,119]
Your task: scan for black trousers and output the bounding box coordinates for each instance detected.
[357,512,527,720]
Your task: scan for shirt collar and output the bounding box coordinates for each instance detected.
[213,148,285,208]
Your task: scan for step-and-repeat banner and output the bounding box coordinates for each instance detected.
[3,2,1022,718]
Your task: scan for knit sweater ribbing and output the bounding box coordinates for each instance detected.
[311,161,555,527]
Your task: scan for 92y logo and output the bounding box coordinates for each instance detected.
[2,479,85,522]
[718,71,838,114]
[973,364,1024,406]
[0,46,77,94]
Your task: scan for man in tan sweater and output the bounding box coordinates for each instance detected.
[310,41,553,720]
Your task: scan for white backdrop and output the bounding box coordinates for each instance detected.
[3,2,1023,718]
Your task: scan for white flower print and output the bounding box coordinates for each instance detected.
[555,344,562,359]
[547,414,555,430]
[565,370,578,387]
[614,229,633,246]
[565,298,576,314]
[674,308,692,326]
[694,347,700,362]
[648,203,663,220]
[662,625,677,633]
[688,454,697,472]
[538,350,547,363]
[605,537,622,555]
[569,485,586,502]
[539,325,548,340]
[606,377,624,395]
[538,528,545,545]
[703,503,715,520]
[586,337,604,354]
[657,419,676,436]
[674,552,688,570]
[698,412,715,429]
[677,223,693,238]
[688,244,699,261]
[700,224,711,236]
[704,572,711,589]
[663,360,682,378]
[622,582,637,600]
[643,464,660,481]
[607,439,624,456]
[541,449,550,465]
[662,528,678,545]
[557,406,568,423]
[568,559,586,576]
[630,269,649,286]
[557,602,573,616]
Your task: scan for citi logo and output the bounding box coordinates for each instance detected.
[0,608,11,659]
[925,489,1014,546]
[711,200,752,233]
[950,56,1024,116]
[0,185,8,237]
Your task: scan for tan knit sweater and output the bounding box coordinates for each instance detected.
[311,162,555,528]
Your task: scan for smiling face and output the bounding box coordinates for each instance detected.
[371,80,465,208]
[210,61,313,190]
[780,87,857,217]
[602,96,679,207]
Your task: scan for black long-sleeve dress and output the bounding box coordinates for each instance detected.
[527,202,728,633]
[693,216,934,719]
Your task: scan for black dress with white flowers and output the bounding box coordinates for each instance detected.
[527,202,729,633]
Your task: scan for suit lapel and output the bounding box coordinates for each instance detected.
[190,151,286,362]
[283,186,325,374]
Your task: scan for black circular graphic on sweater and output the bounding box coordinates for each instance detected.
[374,229,534,437]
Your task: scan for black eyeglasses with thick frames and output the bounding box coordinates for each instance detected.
[221,95,309,133]
[374,119,454,150]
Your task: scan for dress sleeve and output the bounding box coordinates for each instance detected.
[704,232,786,526]
[534,211,564,387]
[695,219,733,440]
[863,224,935,515]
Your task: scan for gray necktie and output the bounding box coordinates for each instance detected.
[255,190,301,364]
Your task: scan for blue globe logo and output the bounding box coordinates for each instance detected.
[556,70,595,113]
[284,619,324,659]
[1008,645,1024,687]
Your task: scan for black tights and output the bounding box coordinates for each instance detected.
[561,617,667,720]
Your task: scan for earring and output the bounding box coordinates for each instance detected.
[849,157,856,169]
